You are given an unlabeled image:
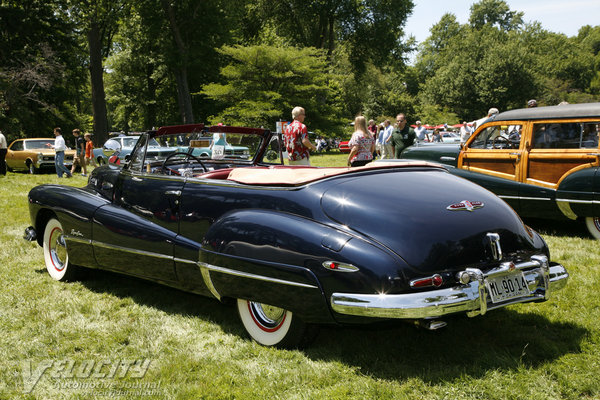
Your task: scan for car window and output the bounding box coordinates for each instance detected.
[469,125,522,149]
[10,141,24,151]
[532,122,598,149]
[24,139,53,150]
[121,137,138,148]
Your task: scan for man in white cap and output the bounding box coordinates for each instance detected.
[474,107,499,132]
[414,121,428,143]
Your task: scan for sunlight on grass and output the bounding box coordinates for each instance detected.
[1,166,599,399]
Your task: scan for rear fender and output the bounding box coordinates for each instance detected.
[200,209,407,323]
[556,167,599,219]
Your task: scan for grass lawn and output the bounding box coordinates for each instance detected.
[1,155,600,399]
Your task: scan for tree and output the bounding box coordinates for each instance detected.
[201,44,343,135]
[469,0,523,31]
[65,0,128,144]
[0,0,87,138]
[244,0,415,73]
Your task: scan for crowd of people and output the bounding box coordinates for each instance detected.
[283,106,421,166]
[281,99,545,166]
[46,127,96,178]
[2,99,548,176]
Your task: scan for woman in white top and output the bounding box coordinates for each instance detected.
[347,116,375,167]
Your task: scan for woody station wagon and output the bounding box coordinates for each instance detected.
[401,102,600,239]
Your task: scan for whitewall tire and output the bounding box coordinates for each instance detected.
[585,217,600,240]
[237,299,309,348]
[43,218,80,281]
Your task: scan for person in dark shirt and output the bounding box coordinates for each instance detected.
[70,128,87,176]
[391,113,415,158]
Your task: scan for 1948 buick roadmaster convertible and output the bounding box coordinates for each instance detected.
[400,102,600,239]
[25,123,569,347]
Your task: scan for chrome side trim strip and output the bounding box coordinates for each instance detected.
[198,261,319,289]
[64,236,92,245]
[498,195,552,201]
[556,198,600,204]
[92,241,172,260]
[174,257,197,265]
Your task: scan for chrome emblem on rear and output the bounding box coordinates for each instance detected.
[446,200,484,212]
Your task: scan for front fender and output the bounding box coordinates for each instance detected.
[28,184,110,267]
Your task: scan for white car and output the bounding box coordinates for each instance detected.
[440,131,461,143]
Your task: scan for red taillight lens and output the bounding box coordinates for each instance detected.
[410,274,443,288]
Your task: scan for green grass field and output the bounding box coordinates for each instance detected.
[1,155,600,399]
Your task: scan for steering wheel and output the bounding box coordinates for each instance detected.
[160,151,206,174]
[492,136,511,149]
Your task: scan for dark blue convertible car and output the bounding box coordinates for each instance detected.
[25,124,569,347]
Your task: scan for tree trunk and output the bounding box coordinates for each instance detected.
[162,0,194,124]
[88,22,109,144]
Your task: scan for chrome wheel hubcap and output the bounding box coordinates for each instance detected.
[49,229,67,271]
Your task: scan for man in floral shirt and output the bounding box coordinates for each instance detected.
[284,106,317,165]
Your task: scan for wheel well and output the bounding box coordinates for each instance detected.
[35,209,57,246]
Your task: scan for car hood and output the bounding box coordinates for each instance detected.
[321,169,544,273]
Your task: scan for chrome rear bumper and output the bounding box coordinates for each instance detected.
[331,256,568,320]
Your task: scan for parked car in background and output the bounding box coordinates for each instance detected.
[400,102,600,239]
[440,131,461,143]
[173,132,250,160]
[25,123,568,348]
[5,138,76,174]
[93,134,177,165]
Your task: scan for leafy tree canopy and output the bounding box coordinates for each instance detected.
[201,44,344,136]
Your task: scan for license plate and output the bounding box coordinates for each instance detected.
[485,272,529,303]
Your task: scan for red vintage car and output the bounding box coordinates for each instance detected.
[338,141,350,153]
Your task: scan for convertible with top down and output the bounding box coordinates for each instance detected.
[25,123,568,347]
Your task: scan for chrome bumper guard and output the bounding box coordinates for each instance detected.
[24,226,37,242]
[331,256,568,319]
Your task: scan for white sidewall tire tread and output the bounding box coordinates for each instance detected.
[237,299,294,347]
[585,217,600,240]
[43,218,69,281]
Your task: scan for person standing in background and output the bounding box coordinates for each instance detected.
[391,113,415,158]
[70,128,87,176]
[414,121,429,143]
[0,130,7,176]
[48,127,72,178]
[460,121,473,145]
[347,116,375,167]
[380,120,394,159]
[84,132,97,167]
[284,106,317,165]
[368,119,378,158]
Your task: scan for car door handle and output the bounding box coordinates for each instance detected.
[165,190,181,196]
[509,152,521,162]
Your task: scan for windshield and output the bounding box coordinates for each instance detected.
[124,127,283,174]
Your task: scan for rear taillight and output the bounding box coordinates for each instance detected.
[410,274,443,288]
